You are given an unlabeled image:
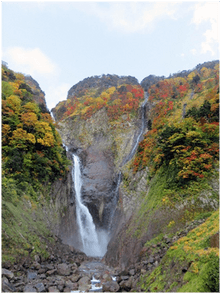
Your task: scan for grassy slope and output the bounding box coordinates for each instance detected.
[139,210,219,292]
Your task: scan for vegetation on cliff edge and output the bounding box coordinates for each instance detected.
[2,64,70,264]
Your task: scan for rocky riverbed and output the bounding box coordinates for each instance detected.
[2,218,207,292]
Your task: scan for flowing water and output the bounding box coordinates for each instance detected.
[108,93,148,231]
[64,93,148,257]
[72,154,106,257]
[124,92,148,163]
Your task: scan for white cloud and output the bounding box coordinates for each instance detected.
[77,2,179,33]
[3,47,58,77]
[191,2,220,55]
[190,48,197,55]
[53,1,181,33]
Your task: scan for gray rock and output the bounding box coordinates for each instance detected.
[35,282,45,292]
[38,268,46,274]
[78,276,91,292]
[148,257,155,264]
[70,274,81,282]
[65,280,75,289]
[2,268,14,279]
[2,277,16,292]
[129,269,135,276]
[57,263,71,276]
[48,286,60,292]
[27,271,38,281]
[120,277,133,291]
[63,286,71,292]
[102,273,112,281]
[102,281,120,292]
[34,255,41,263]
[31,262,41,270]
[47,269,57,275]
[24,284,37,292]
[45,264,54,270]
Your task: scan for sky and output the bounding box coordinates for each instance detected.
[1,1,220,110]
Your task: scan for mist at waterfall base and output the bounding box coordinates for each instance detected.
[72,154,110,258]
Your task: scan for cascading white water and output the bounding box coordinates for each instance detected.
[63,93,148,256]
[128,93,148,160]
[72,154,105,257]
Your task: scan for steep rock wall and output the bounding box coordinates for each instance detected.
[54,104,146,245]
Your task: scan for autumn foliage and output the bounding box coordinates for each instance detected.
[53,84,144,122]
[133,63,219,185]
[2,65,69,187]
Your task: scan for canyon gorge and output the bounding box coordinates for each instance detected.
[2,61,219,292]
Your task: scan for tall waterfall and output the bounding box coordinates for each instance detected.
[72,154,107,257]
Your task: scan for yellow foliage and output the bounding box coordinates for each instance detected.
[8,81,19,90]
[15,73,25,80]
[107,86,116,95]
[6,95,21,112]
[186,131,202,139]
[101,92,110,100]
[167,220,175,228]
[37,132,55,147]
[41,113,54,123]
[2,124,11,136]
[112,99,121,106]
[201,67,211,78]
[85,97,93,104]
[35,121,51,134]
[22,102,40,114]
[45,132,55,146]
[9,128,28,148]
[80,106,90,115]
[127,92,133,100]
[187,71,196,81]
[95,97,105,104]
[26,133,36,144]
[21,112,38,126]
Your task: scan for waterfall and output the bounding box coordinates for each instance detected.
[121,93,148,165]
[127,93,148,161]
[62,93,148,254]
[72,154,104,257]
[107,93,148,230]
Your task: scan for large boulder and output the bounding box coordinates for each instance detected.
[102,281,120,292]
[57,263,71,276]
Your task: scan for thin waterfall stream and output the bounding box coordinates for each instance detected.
[108,92,148,232]
[122,92,148,165]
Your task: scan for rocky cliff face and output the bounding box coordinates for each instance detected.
[55,108,145,230]
[52,78,148,250]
